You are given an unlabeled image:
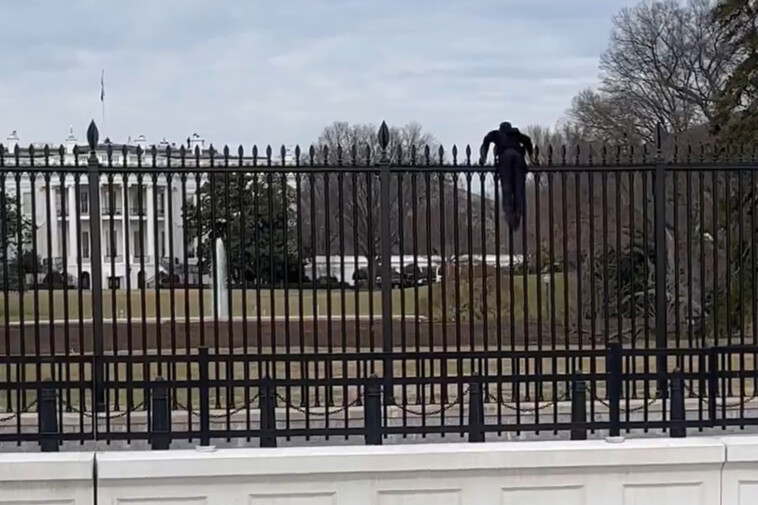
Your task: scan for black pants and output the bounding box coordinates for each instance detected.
[497,148,527,230]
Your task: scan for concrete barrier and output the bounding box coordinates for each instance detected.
[722,436,758,505]
[4,436,758,504]
[0,452,94,505]
[96,438,725,505]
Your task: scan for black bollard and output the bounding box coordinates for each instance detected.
[707,346,718,426]
[670,368,686,438]
[151,376,171,450]
[364,374,382,445]
[198,346,211,447]
[467,375,485,443]
[607,342,622,438]
[570,371,587,441]
[259,375,277,448]
[38,381,59,452]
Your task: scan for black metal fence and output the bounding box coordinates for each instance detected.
[0,120,756,450]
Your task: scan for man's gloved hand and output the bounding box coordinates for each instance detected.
[478,157,486,166]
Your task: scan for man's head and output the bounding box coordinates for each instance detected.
[499,121,513,132]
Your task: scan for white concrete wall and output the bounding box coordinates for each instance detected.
[0,452,94,505]
[3,437,758,504]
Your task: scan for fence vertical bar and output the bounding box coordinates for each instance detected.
[653,123,668,398]
[86,120,106,413]
[364,374,383,445]
[38,380,58,452]
[670,368,686,438]
[607,342,622,437]
[377,121,395,405]
[259,374,277,448]
[708,346,718,426]
[468,374,485,443]
[570,371,587,441]
[198,346,210,446]
[151,376,170,450]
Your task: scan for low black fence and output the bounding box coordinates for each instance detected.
[1,344,756,450]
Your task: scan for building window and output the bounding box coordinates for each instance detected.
[133,231,143,258]
[79,190,89,214]
[81,231,90,259]
[157,190,166,216]
[22,193,31,216]
[108,276,121,289]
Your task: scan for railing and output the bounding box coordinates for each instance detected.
[0,120,756,450]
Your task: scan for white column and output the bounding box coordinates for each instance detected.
[146,184,155,264]
[121,184,128,268]
[49,183,59,260]
[67,183,77,268]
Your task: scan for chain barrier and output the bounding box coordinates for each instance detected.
[62,400,146,419]
[486,391,569,413]
[395,388,470,416]
[0,399,38,422]
[591,387,660,413]
[175,394,261,419]
[276,394,362,417]
[683,383,757,410]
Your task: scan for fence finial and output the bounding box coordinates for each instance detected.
[378,121,390,150]
[86,120,99,152]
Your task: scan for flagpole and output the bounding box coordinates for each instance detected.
[100,69,105,132]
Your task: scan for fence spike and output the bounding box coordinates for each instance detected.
[237,145,244,160]
[58,144,65,163]
[295,145,301,166]
[574,144,580,165]
[534,145,540,166]
[424,145,431,165]
[452,144,458,166]
[560,144,566,166]
[437,145,444,164]
[349,144,357,165]
[322,145,329,165]
[86,120,98,150]
[280,145,287,165]
[410,144,417,166]
[265,145,273,164]
[547,144,554,165]
[615,145,621,165]
[337,144,343,165]
[377,120,390,149]
[365,144,371,165]
[396,144,402,165]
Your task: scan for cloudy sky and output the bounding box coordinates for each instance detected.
[0,0,638,151]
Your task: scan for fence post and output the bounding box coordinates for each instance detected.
[653,123,668,399]
[570,370,587,441]
[364,374,383,445]
[468,374,485,443]
[198,346,210,446]
[708,345,719,426]
[38,380,58,452]
[151,376,170,450]
[670,368,686,438]
[377,120,395,406]
[259,375,277,448]
[86,120,106,413]
[607,342,622,438]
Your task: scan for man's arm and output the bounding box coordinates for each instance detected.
[479,130,498,166]
[519,132,534,159]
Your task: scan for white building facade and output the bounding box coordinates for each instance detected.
[2,129,301,289]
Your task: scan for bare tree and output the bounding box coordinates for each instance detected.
[566,0,738,142]
[301,121,440,260]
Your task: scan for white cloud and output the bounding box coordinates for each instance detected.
[0,0,638,151]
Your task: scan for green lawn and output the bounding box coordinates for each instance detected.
[0,274,569,323]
